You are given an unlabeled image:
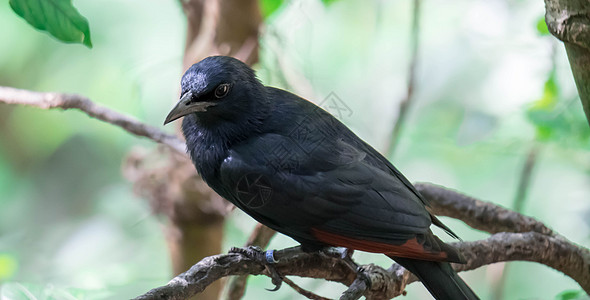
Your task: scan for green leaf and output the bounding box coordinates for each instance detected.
[260,0,284,19]
[536,16,550,36]
[321,0,340,5]
[9,0,92,48]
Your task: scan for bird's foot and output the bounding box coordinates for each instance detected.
[229,246,283,291]
[320,247,355,265]
[321,247,372,289]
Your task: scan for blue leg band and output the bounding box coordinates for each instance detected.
[265,250,278,264]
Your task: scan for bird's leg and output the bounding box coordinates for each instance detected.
[321,247,372,289]
[273,245,305,259]
[229,246,283,291]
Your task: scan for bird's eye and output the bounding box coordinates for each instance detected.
[214,83,230,99]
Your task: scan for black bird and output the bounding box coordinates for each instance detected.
[164,56,479,300]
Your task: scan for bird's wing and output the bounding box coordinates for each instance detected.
[345,131,461,239]
[263,89,459,239]
[218,133,462,261]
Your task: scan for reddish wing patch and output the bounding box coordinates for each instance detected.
[311,228,448,261]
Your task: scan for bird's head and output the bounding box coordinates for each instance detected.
[164,56,267,126]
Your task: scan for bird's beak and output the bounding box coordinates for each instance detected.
[164,91,216,125]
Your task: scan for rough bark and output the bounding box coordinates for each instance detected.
[544,0,590,125]
[415,183,554,235]
[133,185,590,300]
[565,43,590,126]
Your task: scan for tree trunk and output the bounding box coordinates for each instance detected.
[125,2,261,299]
[544,0,590,126]
[171,1,261,299]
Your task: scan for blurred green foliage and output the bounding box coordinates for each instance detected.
[260,0,284,18]
[527,71,590,145]
[537,16,550,36]
[556,290,588,300]
[0,0,588,299]
[9,0,92,48]
[0,253,18,281]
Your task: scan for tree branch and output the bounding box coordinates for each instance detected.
[0,86,185,154]
[452,232,590,290]
[414,183,554,235]
[133,231,589,300]
[134,184,590,300]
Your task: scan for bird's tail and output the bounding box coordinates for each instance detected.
[390,256,479,300]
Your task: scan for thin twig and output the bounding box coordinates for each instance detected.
[283,277,332,300]
[513,145,541,213]
[0,86,186,154]
[384,0,421,157]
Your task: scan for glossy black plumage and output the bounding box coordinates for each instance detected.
[166,56,479,300]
